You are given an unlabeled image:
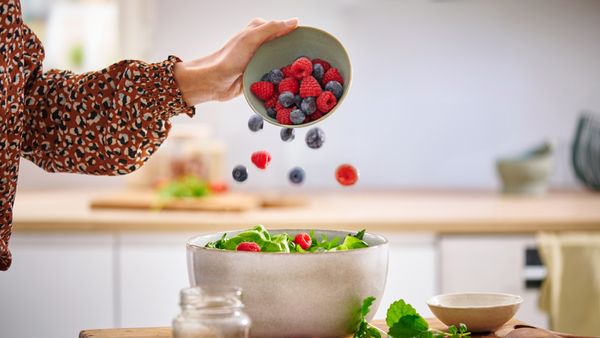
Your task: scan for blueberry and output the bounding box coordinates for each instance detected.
[325,81,343,99]
[300,97,316,115]
[289,167,305,184]
[278,91,295,108]
[294,94,303,108]
[290,109,306,125]
[247,114,264,132]
[266,107,277,119]
[312,64,324,81]
[261,69,284,85]
[232,165,248,182]
[280,128,295,142]
[305,127,325,149]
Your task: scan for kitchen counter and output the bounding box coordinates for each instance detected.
[78,319,527,338]
[12,189,600,233]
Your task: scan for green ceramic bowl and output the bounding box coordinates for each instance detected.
[242,26,352,128]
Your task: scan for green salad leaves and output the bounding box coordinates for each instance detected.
[205,225,369,253]
[354,297,471,338]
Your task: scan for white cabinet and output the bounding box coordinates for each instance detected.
[117,232,194,327]
[0,234,114,338]
[0,231,549,334]
[439,235,549,328]
[375,233,438,319]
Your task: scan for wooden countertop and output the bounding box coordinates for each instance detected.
[79,319,528,338]
[12,189,600,233]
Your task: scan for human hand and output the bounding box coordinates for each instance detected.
[174,18,299,106]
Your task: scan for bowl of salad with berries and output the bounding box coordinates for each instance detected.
[186,225,388,338]
[243,26,351,127]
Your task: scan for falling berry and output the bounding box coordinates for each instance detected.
[232,165,248,182]
[335,164,359,186]
[280,128,295,142]
[251,150,272,170]
[248,114,264,132]
[289,167,305,185]
[305,127,325,149]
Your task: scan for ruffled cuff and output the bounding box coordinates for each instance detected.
[145,55,196,118]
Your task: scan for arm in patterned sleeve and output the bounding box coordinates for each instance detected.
[21,55,194,175]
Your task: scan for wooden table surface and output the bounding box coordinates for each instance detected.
[79,319,525,338]
[13,189,600,233]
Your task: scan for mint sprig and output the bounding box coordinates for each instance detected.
[354,297,471,338]
[354,297,384,338]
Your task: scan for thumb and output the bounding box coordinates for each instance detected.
[252,18,298,43]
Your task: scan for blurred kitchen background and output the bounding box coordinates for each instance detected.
[3,0,600,338]
[17,0,600,191]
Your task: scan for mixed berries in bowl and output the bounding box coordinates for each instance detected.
[243,26,351,127]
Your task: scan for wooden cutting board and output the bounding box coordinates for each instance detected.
[90,190,260,212]
[79,319,528,338]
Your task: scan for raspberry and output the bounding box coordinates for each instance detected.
[299,76,322,98]
[335,164,359,186]
[316,91,337,113]
[312,58,331,72]
[251,150,272,170]
[276,107,293,125]
[307,110,324,122]
[291,57,313,79]
[294,232,312,250]
[278,77,299,94]
[281,64,294,78]
[236,242,261,252]
[321,67,344,86]
[250,81,275,101]
[264,95,277,108]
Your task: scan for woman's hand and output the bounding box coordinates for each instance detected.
[174,18,299,106]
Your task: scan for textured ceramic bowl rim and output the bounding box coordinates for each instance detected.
[187,229,387,255]
[427,292,523,309]
[242,26,352,128]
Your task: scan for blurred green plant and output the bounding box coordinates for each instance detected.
[158,176,210,199]
[69,43,84,68]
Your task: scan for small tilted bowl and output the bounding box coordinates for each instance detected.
[187,229,388,338]
[427,292,523,332]
[242,26,352,128]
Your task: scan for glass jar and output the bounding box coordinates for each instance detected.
[173,286,251,338]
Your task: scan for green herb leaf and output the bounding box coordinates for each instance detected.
[336,235,369,251]
[366,326,383,338]
[354,297,381,338]
[353,297,470,338]
[386,299,418,328]
[387,314,429,338]
[361,296,376,318]
[353,229,366,240]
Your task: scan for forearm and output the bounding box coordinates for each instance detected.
[22,57,193,175]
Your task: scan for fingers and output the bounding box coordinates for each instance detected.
[249,18,298,44]
[247,18,267,28]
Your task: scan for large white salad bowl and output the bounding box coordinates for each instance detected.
[187,229,389,338]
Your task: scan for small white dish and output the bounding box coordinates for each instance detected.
[427,292,523,332]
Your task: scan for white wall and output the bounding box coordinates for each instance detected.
[17,0,600,190]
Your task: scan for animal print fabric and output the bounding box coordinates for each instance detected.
[0,0,195,270]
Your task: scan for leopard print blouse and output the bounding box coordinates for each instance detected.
[0,0,195,270]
